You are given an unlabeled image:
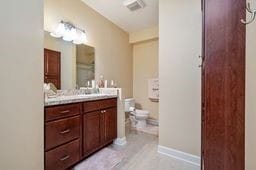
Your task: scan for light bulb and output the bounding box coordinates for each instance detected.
[56,22,65,35]
[50,22,65,38]
[73,30,83,44]
[71,28,78,39]
[62,28,73,41]
[50,32,62,38]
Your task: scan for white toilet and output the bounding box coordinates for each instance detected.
[124,98,149,128]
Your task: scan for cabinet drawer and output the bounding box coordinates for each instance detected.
[83,100,100,113]
[45,139,80,170]
[45,116,80,151]
[99,98,117,109]
[45,104,80,121]
[83,98,117,113]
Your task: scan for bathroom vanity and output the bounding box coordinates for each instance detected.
[44,96,117,170]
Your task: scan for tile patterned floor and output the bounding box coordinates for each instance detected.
[75,126,199,170]
[111,131,200,170]
[132,124,159,136]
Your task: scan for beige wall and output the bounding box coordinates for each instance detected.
[44,31,76,89]
[44,0,133,98]
[159,1,256,167]
[130,26,159,44]
[133,39,159,119]
[159,0,201,156]
[0,0,44,169]
[246,1,256,169]
[44,0,133,139]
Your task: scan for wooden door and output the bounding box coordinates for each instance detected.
[202,0,245,169]
[83,111,101,155]
[44,49,61,89]
[103,108,117,143]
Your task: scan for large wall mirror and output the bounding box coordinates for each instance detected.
[44,31,95,89]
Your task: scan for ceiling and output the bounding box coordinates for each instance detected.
[81,0,159,33]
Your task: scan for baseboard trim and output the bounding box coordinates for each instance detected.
[114,137,127,146]
[158,145,201,167]
[147,118,159,126]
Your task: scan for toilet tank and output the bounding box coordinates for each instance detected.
[124,98,135,112]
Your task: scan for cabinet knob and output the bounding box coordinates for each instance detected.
[101,110,106,113]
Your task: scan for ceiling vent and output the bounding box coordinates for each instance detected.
[123,0,146,11]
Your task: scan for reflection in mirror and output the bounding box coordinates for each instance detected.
[76,45,95,88]
[44,31,95,90]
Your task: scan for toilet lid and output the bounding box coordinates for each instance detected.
[135,109,149,116]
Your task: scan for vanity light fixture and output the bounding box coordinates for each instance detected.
[50,21,88,44]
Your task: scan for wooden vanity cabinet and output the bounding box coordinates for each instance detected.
[44,98,117,170]
[45,103,81,170]
[82,99,117,157]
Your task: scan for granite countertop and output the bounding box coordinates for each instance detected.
[45,94,118,107]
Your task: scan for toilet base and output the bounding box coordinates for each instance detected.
[129,116,147,128]
[136,119,147,128]
[129,116,137,128]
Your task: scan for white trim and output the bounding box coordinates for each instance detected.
[114,137,127,146]
[158,145,201,167]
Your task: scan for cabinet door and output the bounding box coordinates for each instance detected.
[202,0,245,169]
[103,108,117,143]
[44,49,60,76]
[44,49,61,89]
[83,111,101,155]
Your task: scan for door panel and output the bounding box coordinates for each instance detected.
[44,49,60,76]
[83,111,101,155]
[103,108,117,143]
[44,49,61,89]
[202,0,245,169]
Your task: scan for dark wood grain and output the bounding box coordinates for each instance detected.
[45,139,80,170]
[83,100,100,113]
[103,108,117,143]
[83,111,101,155]
[82,98,118,157]
[45,103,80,122]
[99,98,117,109]
[202,0,245,169]
[44,98,118,170]
[45,116,80,151]
[44,48,61,89]
[83,98,117,113]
